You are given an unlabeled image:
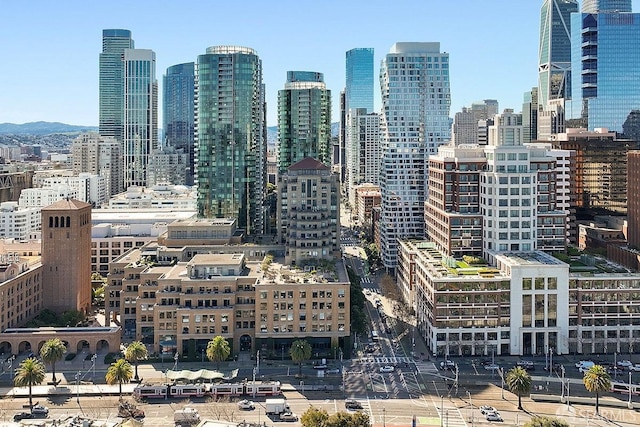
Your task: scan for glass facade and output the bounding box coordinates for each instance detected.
[345,48,374,113]
[123,49,158,189]
[569,11,640,132]
[163,63,195,185]
[196,46,266,235]
[99,29,134,142]
[277,71,332,173]
[538,0,577,107]
[582,0,631,13]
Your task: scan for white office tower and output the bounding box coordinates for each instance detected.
[378,43,451,270]
[0,202,41,239]
[481,109,566,263]
[345,108,381,208]
[146,146,188,187]
[72,132,123,196]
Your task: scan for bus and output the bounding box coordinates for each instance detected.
[371,331,379,342]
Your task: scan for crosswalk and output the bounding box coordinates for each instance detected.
[361,276,372,284]
[357,356,414,364]
[433,396,468,427]
[415,360,439,374]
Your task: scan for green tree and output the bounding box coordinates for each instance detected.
[326,410,370,427]
[524,416,570,427]
[505,366,532,410]
[14,357,46,410]
[206,336,231,370]
[124,341,148,381]
[290,339,312,377]
[583,364,611,415]
[39,338,67,383]
[347,266,367,335]
[106,358,133,397]
[301,406,329,427]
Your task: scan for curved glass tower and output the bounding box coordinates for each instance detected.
[196,46,266,235]
[277,71,332,174]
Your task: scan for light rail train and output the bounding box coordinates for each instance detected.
[133,381,281,400]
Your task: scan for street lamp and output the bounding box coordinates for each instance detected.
[560,365,565,401]
[614,352,618,379]
[498,367,505,399]
[466,390,474,427]
[256,350,261,376]
[629,371,633,407]
[75,371,81,405]
[91,354,97,381]
[440,395,444,427]
[201,348,205,363]
[382,407,386,427]
[173,352,179,370]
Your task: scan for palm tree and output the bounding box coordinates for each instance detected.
[583,365,611,415]
[206,336,231,370]
[290,339,312,377]
[505,366,532,410]
[14,357,46,411]
[124,341,148,381]
[39,338,66,384]
[106,358,133,398]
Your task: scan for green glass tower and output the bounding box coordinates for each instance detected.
[277,71,332,174]
[196,46,266,235]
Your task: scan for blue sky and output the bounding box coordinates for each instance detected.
[1,0,636,127]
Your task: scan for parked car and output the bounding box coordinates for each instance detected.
[617,360,633,368]
[345,399,363,410]
[480,406,497,415]
[440,360,455,370]
[517,360,535,371]
[578,361,595,373]
[486,412,503,422]
[484,363,500,371]
[313,364,328,370]
[31,405,49,417]
[326,368,341,375]
[13,413,33,422]
[280,412,298,422]
[630,364,640,372]
[575,360,594,369]
[379,365,394,373]
[237,400,254,410]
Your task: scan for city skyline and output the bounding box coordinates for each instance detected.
[7,0,639,127]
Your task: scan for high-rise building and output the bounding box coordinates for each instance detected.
[522,88,538,143]
[582,0,632,13]
[146,146,188,187]
[378,43,451,270]
[628,151,640,248]
[277,71,332,174]
[451,100,499,145]
[196,46,266,235]
[538,0,577,108]
[41,199,92,314]
[345,48,374,113]
[345,109,381,207]
[99,29,134,142]
[163,63,195,185]
[123,49,158,189]
[72,132,123,196]
[277,157,340,265]
[569,7,640,131]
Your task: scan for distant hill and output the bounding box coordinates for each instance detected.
[0,121,98,135]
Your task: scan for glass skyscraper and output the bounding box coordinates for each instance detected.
[163,62,195,185]
[123,49,158,188]
[582,0,631,13]
[196,46,266,235]
[99,29,134,142]
[569,9,640,131]
[277,71,332,174]
[538,0,578,108]
[378,42,451,270]
[345,48,374,113]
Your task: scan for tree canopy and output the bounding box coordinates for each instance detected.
[39,338,67,383]
[14,357,46,410]
[106,358,133,397]
[583,365,611,414]
[301,407,369,427]
[524,417,570,427]
[125,341,148,380]
[206,336,231,369]
[505,366,532,410]
[290,339,312,376]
